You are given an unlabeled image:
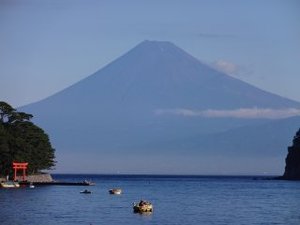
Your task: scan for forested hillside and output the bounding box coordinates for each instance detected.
[0,101,55,176]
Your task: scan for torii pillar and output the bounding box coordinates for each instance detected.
[12,162,28,181]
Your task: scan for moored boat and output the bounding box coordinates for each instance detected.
[80,189,92,194]
[1,181,20,188]
[83,180,95,186]
[109,188,122,195]
[133,200,153,213]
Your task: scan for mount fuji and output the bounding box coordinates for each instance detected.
[20,40,300,174]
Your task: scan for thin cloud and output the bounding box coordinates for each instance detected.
[211,59,254,78]
[211,59,239,75]
[155,108,300,119]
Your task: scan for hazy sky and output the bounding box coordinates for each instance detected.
[1,0,299,107]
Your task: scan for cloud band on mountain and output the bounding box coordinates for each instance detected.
[155,108,300,119]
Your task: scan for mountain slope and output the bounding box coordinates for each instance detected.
[20,40,300,174]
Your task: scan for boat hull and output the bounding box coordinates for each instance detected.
[1,181,20,188]
[109,189,122,195]
[133,203,153,213]
[80,190,92,194]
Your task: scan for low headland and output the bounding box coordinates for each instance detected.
[279,128,300,180]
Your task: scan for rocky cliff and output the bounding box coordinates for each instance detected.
[282,129,300,180]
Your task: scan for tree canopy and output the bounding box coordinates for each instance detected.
[0,101,55,176]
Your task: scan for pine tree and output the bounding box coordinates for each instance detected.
[0,101,55,176]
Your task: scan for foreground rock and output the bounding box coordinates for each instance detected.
[282,129,300,180]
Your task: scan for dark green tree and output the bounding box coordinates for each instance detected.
[0,101,55,176]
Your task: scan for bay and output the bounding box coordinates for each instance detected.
[1,175,300,225]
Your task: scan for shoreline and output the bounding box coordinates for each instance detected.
[19,180,94,186]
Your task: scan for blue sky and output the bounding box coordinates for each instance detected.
[1,0,299,107]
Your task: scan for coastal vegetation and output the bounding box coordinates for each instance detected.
[0,101,55,177]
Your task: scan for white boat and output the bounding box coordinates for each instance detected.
[0,181,20,188]
[109,188,122,195]
[29,183,35,189]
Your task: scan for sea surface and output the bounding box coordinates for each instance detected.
[1,175,300,225]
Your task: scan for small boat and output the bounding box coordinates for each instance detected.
[29,183,35,189]
[80,189,92,194]
[0,181,20,188]
[109,188,122,195]
[83,180,95,186]
[133,200,153,213]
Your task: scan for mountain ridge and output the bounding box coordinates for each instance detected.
[24,40,300,109]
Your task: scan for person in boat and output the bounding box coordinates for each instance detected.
[80,189,90,193]
[139,200,145,206]
[139,200,150,206]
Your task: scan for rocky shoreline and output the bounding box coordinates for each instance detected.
[24,173,54,183]
[1,173,94,186]
[0,173,53,183]
[281,129,300,180]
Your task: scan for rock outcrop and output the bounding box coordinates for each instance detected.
[282,129,300,180]
[26,173,53,183]
[16,173,53,183]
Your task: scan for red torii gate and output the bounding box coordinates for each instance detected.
[12,162,28,181]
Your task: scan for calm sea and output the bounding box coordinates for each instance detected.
[1,175,299,225]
